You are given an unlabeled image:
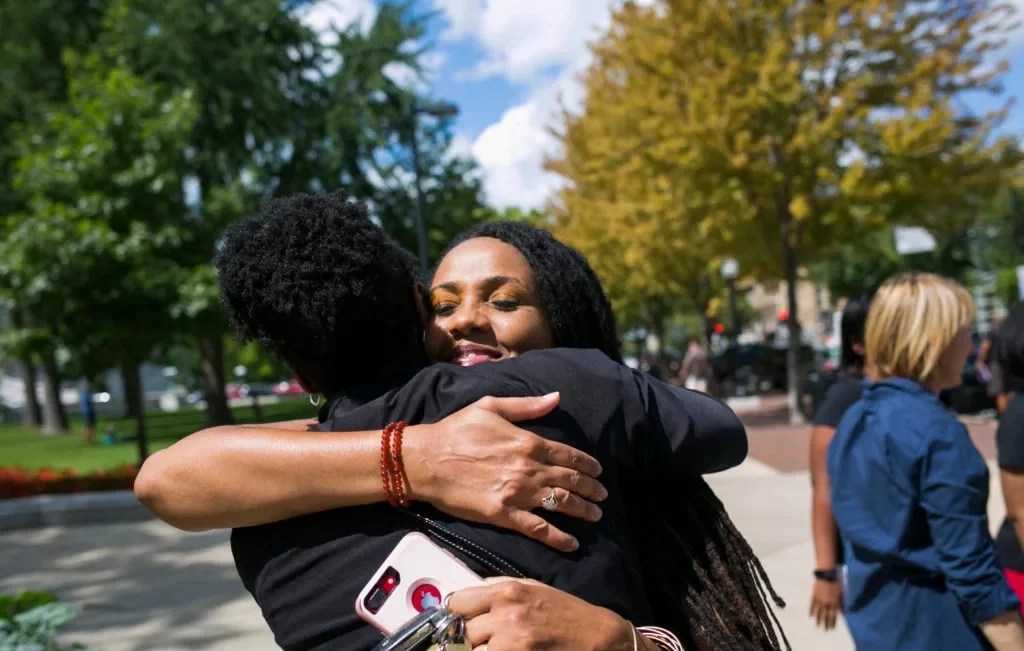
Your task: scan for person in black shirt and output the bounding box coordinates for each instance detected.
[809,293,871,631]
[138,195,784,649]
[996,300,1024,613]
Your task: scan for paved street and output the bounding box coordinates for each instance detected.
[0,397,1005,650]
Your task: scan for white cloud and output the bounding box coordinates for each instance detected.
[444,0,615,83]
[471,95,564,210]
[436,1,632,208]
[435,0,484,42]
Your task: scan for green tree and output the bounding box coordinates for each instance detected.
[3,40,196,451]
[0,0,106,428]
[549,0,1021,420]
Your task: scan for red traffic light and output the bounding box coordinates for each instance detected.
[778,310,789,322]
[713,323,725,334]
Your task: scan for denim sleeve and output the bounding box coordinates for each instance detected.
[919,419,1020,625]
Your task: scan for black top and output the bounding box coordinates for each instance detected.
[812,374,864,428]
[812,374,864,567]
[231,348,747,651]
[997,394,1024,572]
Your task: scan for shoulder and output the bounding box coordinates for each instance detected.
[813,376,864,427]
[998,397,1024,467]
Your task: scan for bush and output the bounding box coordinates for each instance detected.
[0,466,136,500]
[0,590,96,650]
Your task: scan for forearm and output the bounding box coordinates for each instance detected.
[980,611,1024,650]
[811,497,838,569]
[135,423,428,530]
[809,425,838,568]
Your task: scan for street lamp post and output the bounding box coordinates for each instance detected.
[720,258,740,342]
[407,101,459,279]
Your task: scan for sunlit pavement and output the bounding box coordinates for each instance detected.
[0,397,1004,650]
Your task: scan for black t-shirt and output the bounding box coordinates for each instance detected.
[811,374,863,567]
[812,374,864,428]
[996,394,1024,571]
[231,348,747,651]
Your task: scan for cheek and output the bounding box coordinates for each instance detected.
[423,321,450,360]
[493,310,555,353]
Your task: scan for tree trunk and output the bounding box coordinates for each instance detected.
[39,353,69,435]
[197,335,233,426]
[10,308,42,427]
[781,223,805,425]
[121,362,149,462]
[19,357,42,428]
[121,362,142,420]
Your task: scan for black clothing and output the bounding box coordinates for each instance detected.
[812,373,864,567]
[812,374,864,428]
[997,395,1024,572]
[232,348,747,651]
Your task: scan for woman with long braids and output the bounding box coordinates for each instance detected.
[137,199,786,649]
[434,222,787,650]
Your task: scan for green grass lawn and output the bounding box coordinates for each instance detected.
[0,398,313,473]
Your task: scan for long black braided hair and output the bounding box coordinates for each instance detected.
[444,221,790,650]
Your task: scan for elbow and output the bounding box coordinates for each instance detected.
[703,412,748,474]
[134,451,209,532]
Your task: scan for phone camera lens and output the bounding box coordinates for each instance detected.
[366,587,389,614]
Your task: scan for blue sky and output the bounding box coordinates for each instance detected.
[300,0,1024,210]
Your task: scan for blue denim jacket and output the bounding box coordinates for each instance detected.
[829,378,1018,650]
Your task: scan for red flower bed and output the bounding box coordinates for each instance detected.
[0,465,137,500]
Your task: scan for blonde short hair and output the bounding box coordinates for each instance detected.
[865,273,975,384]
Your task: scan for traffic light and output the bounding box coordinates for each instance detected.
[713,322,725,334]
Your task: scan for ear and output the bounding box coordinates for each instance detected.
[413,281,429,327]
[852,342,866,357]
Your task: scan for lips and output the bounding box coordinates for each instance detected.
[451,344,502,367]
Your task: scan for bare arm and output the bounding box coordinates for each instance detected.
[135,395,607,551]
[979,611,1024,650]
[809,424,842,629]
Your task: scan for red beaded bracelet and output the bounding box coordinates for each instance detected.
[381,421,409,507]
[389,421,408,507]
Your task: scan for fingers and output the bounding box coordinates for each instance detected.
[545,464,607,503]
[447,584,499,620]
[537,485,603,523]
[464,612,498,648]
[506,509,580,552]
[542,439,603,478]
[476,392,560,422]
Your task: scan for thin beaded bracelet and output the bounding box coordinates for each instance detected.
[637,625,685,651]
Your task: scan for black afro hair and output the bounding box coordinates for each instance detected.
[214,192,421,396]
[442,221,622,362]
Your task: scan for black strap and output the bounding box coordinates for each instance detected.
[398,508,527,579]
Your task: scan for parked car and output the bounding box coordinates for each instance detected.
[713,343,820,396]
[273,379,304,396]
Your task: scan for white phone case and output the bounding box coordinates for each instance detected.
[355,532,485,635]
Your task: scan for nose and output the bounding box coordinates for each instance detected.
[446,299,489,338]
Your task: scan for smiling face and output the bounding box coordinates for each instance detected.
[425,237,555,366]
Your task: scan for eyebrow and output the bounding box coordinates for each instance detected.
[430,275,525,294]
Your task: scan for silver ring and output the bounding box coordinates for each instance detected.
[540,488,561,511]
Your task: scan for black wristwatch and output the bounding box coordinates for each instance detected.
[814,568,839,582]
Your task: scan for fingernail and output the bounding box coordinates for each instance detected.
[544,391,560,399]
[599,485,609,500]
[568,537,579,551]
[592,506,603,521]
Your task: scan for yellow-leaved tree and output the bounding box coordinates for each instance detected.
[548,0,1022,421]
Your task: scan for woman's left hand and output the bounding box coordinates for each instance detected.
[447,577,634,651]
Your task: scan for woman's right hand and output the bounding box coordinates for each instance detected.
[404,392,608,552]
[809,577,842,630]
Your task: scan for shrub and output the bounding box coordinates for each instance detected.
[0,590,97,650]
[0,466,136,500]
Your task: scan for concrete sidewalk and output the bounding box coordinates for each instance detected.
[0,459,1008,650]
